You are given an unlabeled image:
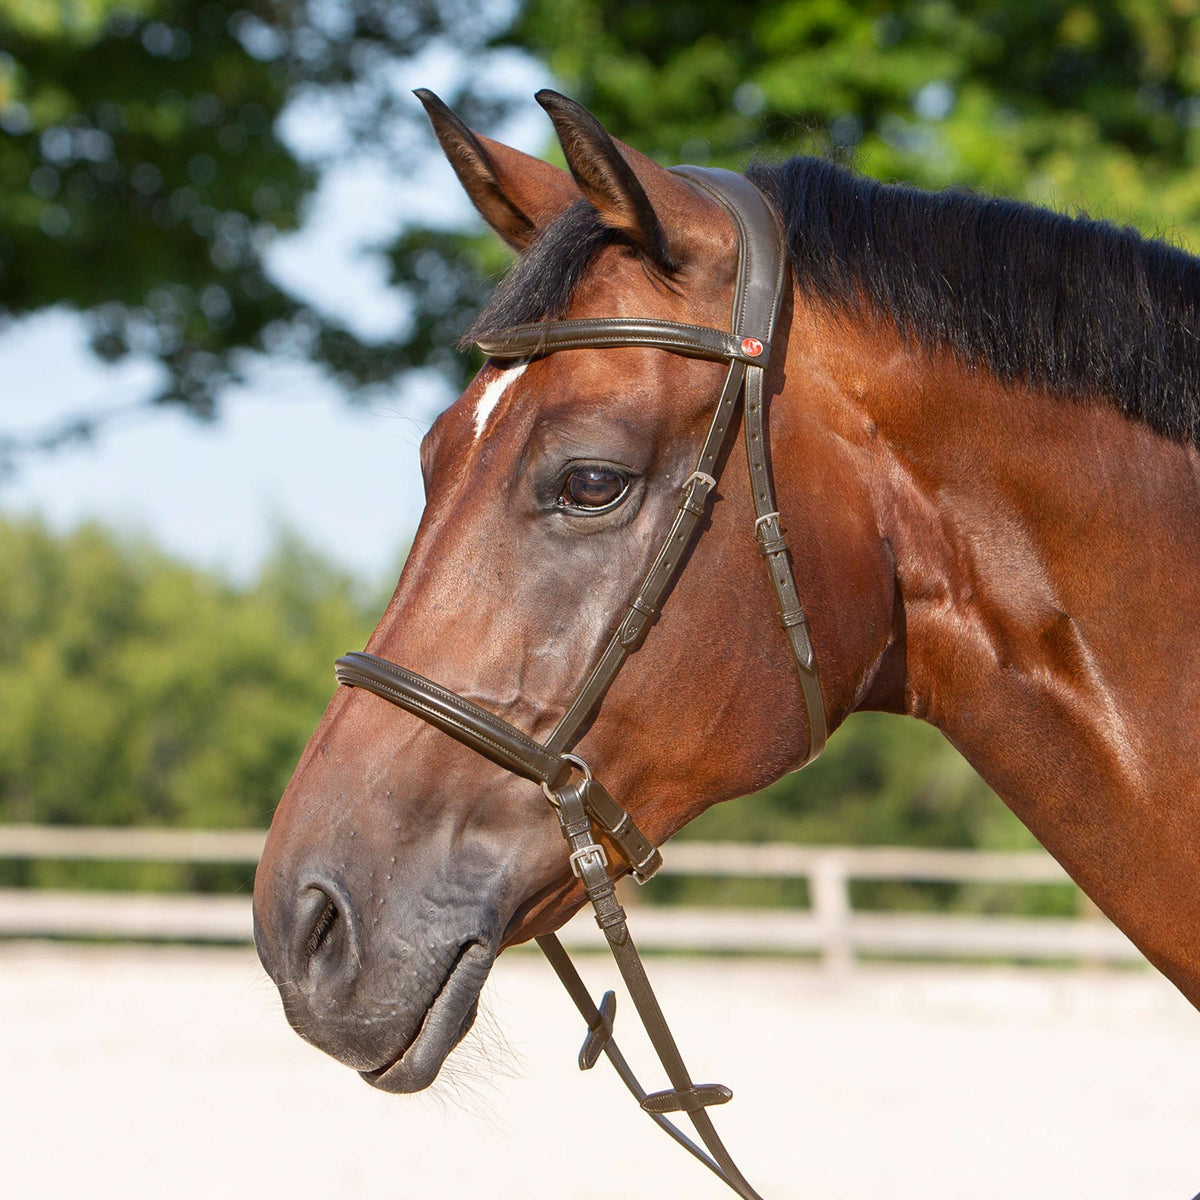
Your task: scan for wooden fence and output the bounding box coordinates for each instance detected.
[0,825,1143,964]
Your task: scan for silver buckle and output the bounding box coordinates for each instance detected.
[569,843,609,877]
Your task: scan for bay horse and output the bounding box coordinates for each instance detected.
[254,89,1200,1187]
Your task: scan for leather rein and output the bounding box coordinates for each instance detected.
[334,167,826,1199]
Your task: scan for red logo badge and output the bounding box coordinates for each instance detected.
[741,337,764,357]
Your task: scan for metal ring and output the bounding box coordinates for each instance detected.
[541,753,592,806]
[754,510,781,532]
[561,752,592,780]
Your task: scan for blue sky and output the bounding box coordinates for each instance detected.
[0,39,546,586]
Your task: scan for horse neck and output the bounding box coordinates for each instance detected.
[783,301,1200,1005]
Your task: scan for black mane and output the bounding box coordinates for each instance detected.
[469,158,1200,446]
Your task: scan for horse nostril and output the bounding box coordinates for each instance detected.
[298,883,352,975]
[307,896,340,959]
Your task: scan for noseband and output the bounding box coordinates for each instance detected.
[334,168,825,1199]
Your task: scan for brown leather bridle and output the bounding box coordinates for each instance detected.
[334,167,825,1199]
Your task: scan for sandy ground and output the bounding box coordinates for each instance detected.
[1,943,1198,1200]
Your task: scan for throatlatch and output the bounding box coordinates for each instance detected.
[335,167,824,1200]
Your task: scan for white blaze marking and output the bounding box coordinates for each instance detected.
[473,363,527,440]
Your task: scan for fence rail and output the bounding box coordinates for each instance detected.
[0,825,1142,965]
[0,825,265,863]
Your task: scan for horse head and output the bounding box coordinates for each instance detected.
[252,91,898,1095]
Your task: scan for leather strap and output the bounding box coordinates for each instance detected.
[538,786,764,1200]
[335,652,571,787]
[535,933,761,1195]
[476,317,770,365]
[681,168,828,763]
[546,360,746,754]
[532,167,825,760]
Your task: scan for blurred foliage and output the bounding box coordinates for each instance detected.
[686,715,1022,849]
[7,0,1200,444]
[0,516,377,845]
[510,0,1200,249]
[0,0,506,454]
[654,714,1076,917]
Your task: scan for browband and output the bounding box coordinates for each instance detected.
[476,317,772,366]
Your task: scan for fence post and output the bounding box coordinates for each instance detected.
[811,852,852,972]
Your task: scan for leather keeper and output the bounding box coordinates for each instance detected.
[554,781,595,839]
[640,1083,734,1115]
[779,609,810,629]
[629,595,657,618]
[580,780,663,882]
[577,989,617,1071]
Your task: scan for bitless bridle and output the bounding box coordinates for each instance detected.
[333,167,825,1199]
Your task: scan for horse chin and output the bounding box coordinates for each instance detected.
[359,939,493,1094]
[500,874,587,949]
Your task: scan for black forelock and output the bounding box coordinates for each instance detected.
[463,200,617,348]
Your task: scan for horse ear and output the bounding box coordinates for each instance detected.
[415,89,580,251]
[535,89,675,271]
[535,90,725,274]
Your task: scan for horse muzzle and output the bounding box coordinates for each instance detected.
[253,842,506,1088]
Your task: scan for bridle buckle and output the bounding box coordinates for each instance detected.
[569,841,609,877]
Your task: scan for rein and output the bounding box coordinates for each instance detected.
[334,167,825,1199]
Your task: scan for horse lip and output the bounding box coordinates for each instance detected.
[360,939,491,1093]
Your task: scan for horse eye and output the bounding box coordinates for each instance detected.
[558,466,627,510]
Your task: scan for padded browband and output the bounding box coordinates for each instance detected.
[476,318,771,366]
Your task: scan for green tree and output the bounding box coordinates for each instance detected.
[510,0,1200,248]
[9,1,1200,441]
[664,715,1076,916]
[0,515,377,834]
[0,0,509,468]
